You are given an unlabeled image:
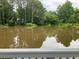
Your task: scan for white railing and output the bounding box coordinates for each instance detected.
[0,48,79,59]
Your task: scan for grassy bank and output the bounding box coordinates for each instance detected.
[58,23,79,29]
[0,23,79,29]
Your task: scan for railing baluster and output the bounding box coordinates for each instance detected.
[55,57,60,59]
[0,57,79,59]
[61,57,67,59]
[37,57,43,59]
[43,57,46,59]
[68,57,73,59]
[46,57,54,59]
[24,57,29,59]
[74,57,79,59]
[30,57,36,59]
[15,57,22,59]
[13,57,17,59]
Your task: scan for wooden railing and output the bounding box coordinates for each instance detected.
[0,48,79,59]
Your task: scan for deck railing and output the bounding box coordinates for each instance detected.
[0,48,79,59]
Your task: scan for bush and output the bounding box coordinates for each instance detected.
[26,23,37,27]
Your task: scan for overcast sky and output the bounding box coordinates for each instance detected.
[40,0,79,11]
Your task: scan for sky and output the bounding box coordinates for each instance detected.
[40,0,79,11]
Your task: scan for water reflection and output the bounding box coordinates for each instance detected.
[0,26,79,48]
[10,35,29,48]
[41,36,79,48]
[57,28,79,47]
[10,35,20,48]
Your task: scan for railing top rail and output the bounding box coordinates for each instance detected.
[0,48,79,57]
[0,48,79,52]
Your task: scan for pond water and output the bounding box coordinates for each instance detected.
[0,26,79,48]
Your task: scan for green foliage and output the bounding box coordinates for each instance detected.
[45,11,59,25]
[0,0,17,25]
[26,23,37,27]
[17,0,46,25]
[17,7,26,25]
[68,8,79,23]
[57,0,74,23]
[58,23,73,28]
[74,8,79,23]
[0,0,79,27]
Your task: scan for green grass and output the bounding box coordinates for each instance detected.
[58,23,73,28]
[56,23,79,29]
[1,22,79,29]
[25,23,37,29]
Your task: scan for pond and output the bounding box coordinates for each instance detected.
[0,26,79,48]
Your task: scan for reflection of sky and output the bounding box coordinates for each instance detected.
[40,0,79,11]
[41,36,79,48]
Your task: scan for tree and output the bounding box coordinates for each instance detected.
[68,8,79,24]
[8,0,27,25]
[17,0,46,25]
[17,7,26,25]
[68,14,75,23]
[57,0,74,23]
[45,11,59,25]
[74,8,79,23]
[0,0,17,25]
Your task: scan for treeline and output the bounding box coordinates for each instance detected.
[0,0,79,26]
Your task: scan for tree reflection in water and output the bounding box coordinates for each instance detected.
[0,26,79,48]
